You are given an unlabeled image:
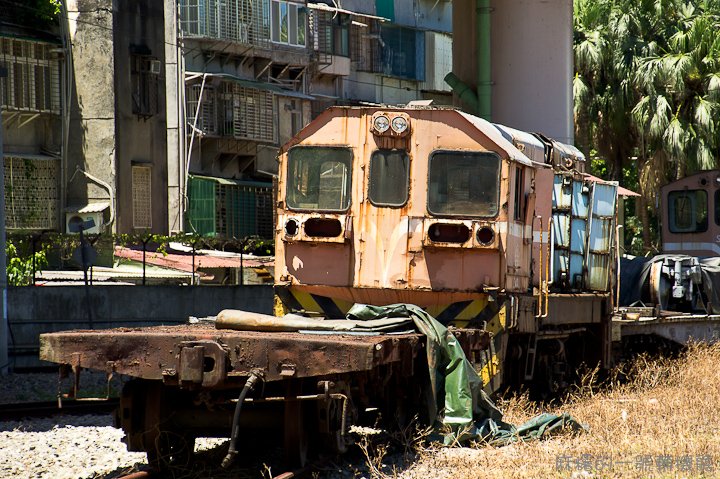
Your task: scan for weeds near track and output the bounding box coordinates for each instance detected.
[353,343,720,479]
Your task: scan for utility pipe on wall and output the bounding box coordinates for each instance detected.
[476,0,491,121]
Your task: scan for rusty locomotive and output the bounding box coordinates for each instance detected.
[40,106,622,470]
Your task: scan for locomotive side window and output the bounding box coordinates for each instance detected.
[668,189,708,233]
[368,149,409,207]
[427,151,500,217]
[286,146,352,211]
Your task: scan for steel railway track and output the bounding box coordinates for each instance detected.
[0,398,119,421]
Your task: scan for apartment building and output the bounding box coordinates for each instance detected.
[0,26,62,231]
[3,0,453,239]
[181,0,453,239]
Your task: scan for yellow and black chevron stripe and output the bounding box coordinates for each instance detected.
[274,286,354,318]
[274,286,508,391]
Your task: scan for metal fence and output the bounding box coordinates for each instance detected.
[5,232,274,287]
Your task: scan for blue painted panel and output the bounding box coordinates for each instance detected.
[571,181,589,218]
[569,253,585,287]
[553,213,571,247]
[570,218,586,253]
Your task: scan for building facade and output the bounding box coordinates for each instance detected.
[1,26,62,232]
[4,0,454,239]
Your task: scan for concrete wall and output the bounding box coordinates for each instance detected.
[451,0,574,144]
[113,0,170,233]
[8,285,274,369]
[66,0,118,216]
[490,0,573,143]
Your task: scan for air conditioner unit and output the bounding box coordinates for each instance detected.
[65,212,103,234]
[149,59,162,74]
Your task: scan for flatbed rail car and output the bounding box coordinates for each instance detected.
[40,324,489,468]
[614,170,720,348]
[40,106,620,469]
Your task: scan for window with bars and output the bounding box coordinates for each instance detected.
[132,166,153,229]
[0,37,60,114]
[313,10,350,56]
[131,55,160,117]
[270,0,306,47]
[209,81,277,143]
[179,0,271,48]
[350,19,382,73]
[186,84,217,135]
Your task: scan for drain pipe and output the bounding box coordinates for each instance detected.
[476,0,491,121]
[221,371,263,469]
[444,72,479,114]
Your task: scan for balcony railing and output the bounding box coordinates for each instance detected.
[0,37,61,115]
[179,0,271,49]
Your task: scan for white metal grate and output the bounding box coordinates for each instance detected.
[0,37,60,114]
[4,157,58,230]
[132,166,153,229]
[232,84,275,143]
[187,84,218,135]
[180,0,271,48]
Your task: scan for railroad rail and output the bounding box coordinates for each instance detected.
[0,398,119,421]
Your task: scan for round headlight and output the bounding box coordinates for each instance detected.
[391,116,408,133]
[373,115,390,133]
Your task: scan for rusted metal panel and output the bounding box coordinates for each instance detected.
[542,294,607,326]
[40,325,489,384]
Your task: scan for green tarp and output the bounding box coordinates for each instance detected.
[345,303,587,445]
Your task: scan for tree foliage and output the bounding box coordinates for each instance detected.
[574,0,720,252]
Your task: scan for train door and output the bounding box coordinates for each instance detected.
[354,148,412,289]
[505,164,532,291]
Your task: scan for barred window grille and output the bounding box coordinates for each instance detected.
[131,55,160,117]
[215,183,273,238]
[179,0,271,48]
[187,84,218,135]
[232,84,276,143]
[0,37,60,114]
[132,166,153,229]
[350,19,382,73]
[4,157,59,230]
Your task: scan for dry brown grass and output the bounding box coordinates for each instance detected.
[393,344,720,479]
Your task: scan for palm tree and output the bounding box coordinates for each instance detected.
[632,2,720,183]
[573,0,720,252]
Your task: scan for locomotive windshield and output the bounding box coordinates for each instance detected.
[286,146,353,211]
[427,151,500,217]
[668,189,708,233]
[368,149,409,207]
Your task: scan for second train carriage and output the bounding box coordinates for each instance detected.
[273,106,619,393]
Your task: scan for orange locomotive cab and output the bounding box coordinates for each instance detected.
[274,106,554,391]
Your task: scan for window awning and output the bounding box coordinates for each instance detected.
[187,72,315,101]
[65,202,110,214]
[307,3,390,22]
